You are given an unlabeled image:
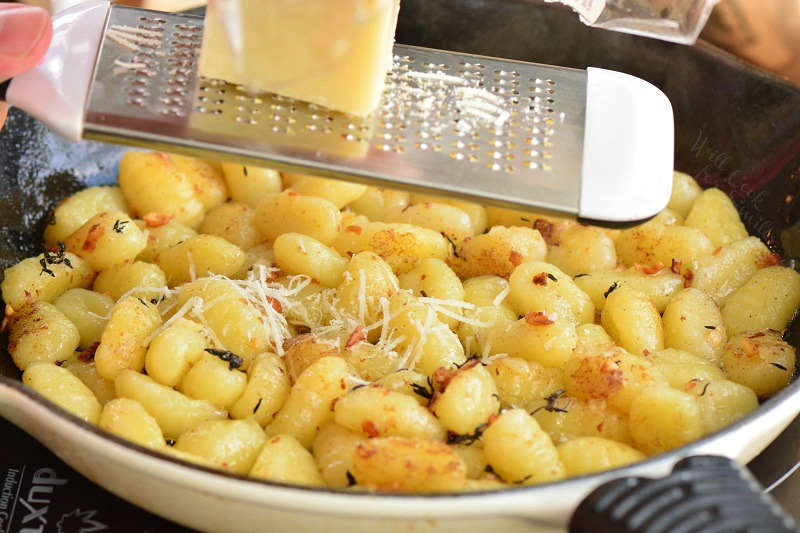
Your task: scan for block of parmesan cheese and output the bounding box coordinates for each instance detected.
[199,0,400,117]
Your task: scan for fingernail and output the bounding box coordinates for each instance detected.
[0,6,51,60]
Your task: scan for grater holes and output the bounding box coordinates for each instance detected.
[161,107,185,117]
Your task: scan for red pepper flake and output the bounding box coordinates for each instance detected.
[596,421,604,433]
[748,332,765,339]
[525,311,554,326]
[361,420,380,438]
[764,253,780,266]
[142,212,174,227]
[534,219,559,246]
[682,269,693,288]
[287,191,301,197]
[345,325,367,348]
[740,337,759,358]
[642,349,650,357]
[684,378,701,393]
[345,225,363,235]
[419,289,428,297]
[78,341,100,363]
[82,224,105,252]
[487,413,499,426]
[532,272,548,286]
[712,247,723,256]
[509,250,523,266]
[270,436,282,444]
[155,152,172,162]
[355,443,377,459]
[670,258,681,275]
[634,262,664,275]
[432,366,458,391]
[265,296,282,313]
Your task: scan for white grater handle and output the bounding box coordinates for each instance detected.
[579,67,674,222]
[6,0,110,141]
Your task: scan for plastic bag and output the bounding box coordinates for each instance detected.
[545,0,721,44]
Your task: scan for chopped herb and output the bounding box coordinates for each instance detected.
[484,464,495,474]
[150,298,159,305]
[410,376,434,402]
[137,297,149,307]
[252,398,263,414]
[243,167,248,176]
[704,325,716,330]
[530,389,569,415]
[442,232,459,258]
[113,219,128,233]
[603,282,619,298]
[346,470,357,487]
[166,439,176,446]
[547,273,558,282]
[573,273,589,279]
[447,422,488,446]
[771,362,788,371]
[514,474,533,484]
[205,348,244,371]
[491,393,500,400]
[44,242,72,268]
[700,382,711,396]
[55,360,65,366]
[351,383,368,391]
[39,258,55,277]
[455,356,480,369]
[520,217,531,223]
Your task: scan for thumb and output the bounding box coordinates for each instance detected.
[0,4,52,83]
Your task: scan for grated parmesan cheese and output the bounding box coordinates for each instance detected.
[492,286,510,307]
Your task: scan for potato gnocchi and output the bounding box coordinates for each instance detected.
[4,160,798,493]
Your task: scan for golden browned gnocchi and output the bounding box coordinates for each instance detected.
[5,153,799,494]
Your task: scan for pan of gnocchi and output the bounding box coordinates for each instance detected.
[2,12,800,533]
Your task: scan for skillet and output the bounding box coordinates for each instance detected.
[0,1,799,531]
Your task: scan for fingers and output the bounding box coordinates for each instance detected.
[0,4,52,83]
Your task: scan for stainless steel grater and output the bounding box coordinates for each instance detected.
[4,1,674,223]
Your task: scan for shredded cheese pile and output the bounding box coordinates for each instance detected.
[131,263,498,382]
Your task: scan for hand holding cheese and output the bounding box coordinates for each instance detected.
[199,0,401,117]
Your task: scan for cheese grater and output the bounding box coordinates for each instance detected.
[2,1,674,223]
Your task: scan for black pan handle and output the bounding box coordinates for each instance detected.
[0,79,9,101]
[570,455,797,533]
